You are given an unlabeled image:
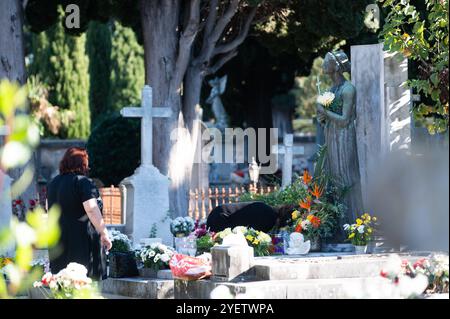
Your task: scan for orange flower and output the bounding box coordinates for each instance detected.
[299,197,312,211]
[307,215,321,228]
[302,170,312,185]
[309,183,323,199]
[295,223,302,233]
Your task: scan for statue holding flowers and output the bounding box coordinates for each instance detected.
[316,51,364,238]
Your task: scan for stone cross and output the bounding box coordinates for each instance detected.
[272,134,304,188]
[120,85,172,167]
[119,85,173,245]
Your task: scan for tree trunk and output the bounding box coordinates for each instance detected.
[183,65,209,192]
[140,0,190,217]
[0,0,38,206]
[183,66,203,132]
[0,0,26,84]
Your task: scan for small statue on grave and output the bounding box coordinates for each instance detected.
[316,51,364,238]
[285,232,310,255]
[206,75,229,131]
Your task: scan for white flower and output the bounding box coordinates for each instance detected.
[343,224,350,231]
[301,220,311,230]
[160,254,170,263]
[357,225,365,234]
[317,92,335,107]
[49,280,58,290]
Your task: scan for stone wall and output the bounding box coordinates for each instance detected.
[36,139,86,183]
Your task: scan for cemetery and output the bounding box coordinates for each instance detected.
[0,0,449,303]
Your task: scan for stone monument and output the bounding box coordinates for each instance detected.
[316,51,364,228]
[351,44,411,207]
[120,85,173,245]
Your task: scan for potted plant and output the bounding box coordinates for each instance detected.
[192,219,215,255]
[170,216,195,251]
[290,207,323,251]
[108,230,138,278]
[343,213,377,254]
[135,243,175,278]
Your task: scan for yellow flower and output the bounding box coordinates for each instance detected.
[253,239,260,245]
[246,235,254,242]
[356,218,363,226]
[348,233,355,239]
[367,228,373,234]
[291,210,299,220]
[372,217,377,222]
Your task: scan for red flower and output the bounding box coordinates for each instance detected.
[295,224,302,233]
[299,197,312,212]
[309,183,323,199]
[380,270,388,278]
[302,170,312,185]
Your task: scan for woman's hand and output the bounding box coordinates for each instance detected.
[317,104,326,113]
[317,112,327,123]
[100,230,112,251]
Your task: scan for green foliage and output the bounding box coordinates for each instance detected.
[110,21,145,112]
[27,75,75,138]
[195,234,215,255]
[380,0,449,134]
[87,21,112,127]
[86,112,140,186]
[240,178,309,207]
[1,79,61,299]
[28,7,90,139]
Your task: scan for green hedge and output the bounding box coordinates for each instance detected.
[87,113,140,186]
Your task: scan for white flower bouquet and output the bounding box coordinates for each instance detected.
[316,92,335,108]
[170,216,195,237]
[33,262,100,299]
[110,229,132,253]
[135,243,175,271]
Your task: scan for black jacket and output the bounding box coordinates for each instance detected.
[206,201,277,233]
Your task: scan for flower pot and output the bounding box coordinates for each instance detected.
[353,245,368,255]
[174,236,197,256]
[108,251,138,278]
[308,236,322,252]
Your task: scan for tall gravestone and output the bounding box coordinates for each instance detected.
[120,86,173,245]
[351,44,411,207]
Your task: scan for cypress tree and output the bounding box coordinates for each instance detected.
[86,21,112,128]
[110,21,144,111]
[29,7,90,139]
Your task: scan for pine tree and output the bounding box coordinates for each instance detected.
[87,21,112,128]
[29,8,90,139]
[110,21,144,111]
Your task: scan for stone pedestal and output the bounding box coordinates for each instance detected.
[211,245,254,282]
[120,165,172,246]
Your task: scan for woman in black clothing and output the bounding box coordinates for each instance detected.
[206,201,294,233]
[47,147,112,280]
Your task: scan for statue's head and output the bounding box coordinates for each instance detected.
[322,50,351,76]
[206,75,227,104]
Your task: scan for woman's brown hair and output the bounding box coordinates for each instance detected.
[59,147,89,176]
